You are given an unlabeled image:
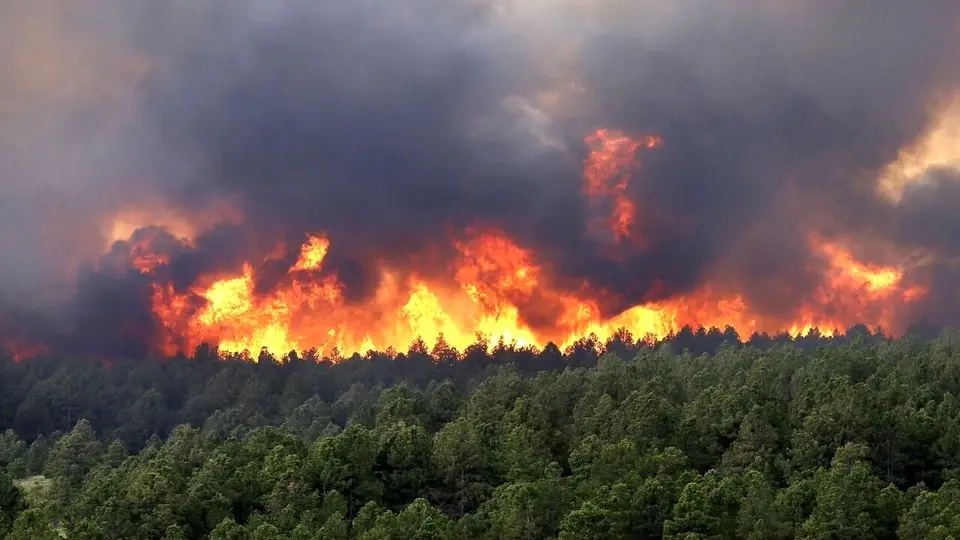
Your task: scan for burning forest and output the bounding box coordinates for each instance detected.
[2,0,960,360]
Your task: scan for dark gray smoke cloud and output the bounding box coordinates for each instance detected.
[2,0,960,354]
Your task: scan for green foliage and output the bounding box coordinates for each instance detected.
[0,471,25,537]
[4,330,960,537]
[4,507,59,540]
[44,419,102,496]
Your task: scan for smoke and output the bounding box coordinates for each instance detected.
[2,0,960,354]
[0,0,155,312]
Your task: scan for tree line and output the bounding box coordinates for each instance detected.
[2,326,959,538]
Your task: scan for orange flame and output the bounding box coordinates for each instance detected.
[290,235,330,272]
[128,230,172,274]
[144,228,926,360]
[105,128,928,361]
[583,128,662,242]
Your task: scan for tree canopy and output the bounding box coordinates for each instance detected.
[1,327,959,538]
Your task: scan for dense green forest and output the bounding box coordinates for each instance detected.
[2,326,960,538]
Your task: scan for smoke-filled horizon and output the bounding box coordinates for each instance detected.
[2,0,960,357]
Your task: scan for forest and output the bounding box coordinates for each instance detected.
[2,326,960,538]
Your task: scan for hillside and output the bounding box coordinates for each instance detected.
[2,330,960,538]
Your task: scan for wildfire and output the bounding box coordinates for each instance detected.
[138,224,924,360]
[290,235,330,272]
[132,129,928,360]
[5,127,929,362]
[2,338,49,362]
[797,236,926,334]
[127,228,173,274]
[583,128,662,243]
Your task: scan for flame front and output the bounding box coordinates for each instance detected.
[106,128,930,360]
[142,230,923,360]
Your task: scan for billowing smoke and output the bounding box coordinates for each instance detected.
[2,0,960,356]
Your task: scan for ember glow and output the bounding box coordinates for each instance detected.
[583,129,662,243]
[1,338,50,363]
[138,224,924,358]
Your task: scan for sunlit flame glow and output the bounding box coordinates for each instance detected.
[104,200,242,250]
[879,96,960,202]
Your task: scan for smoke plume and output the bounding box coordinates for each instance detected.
[2,0,960,356]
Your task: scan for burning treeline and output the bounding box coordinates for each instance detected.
[41,127,925,361]
[1,1,960,360]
